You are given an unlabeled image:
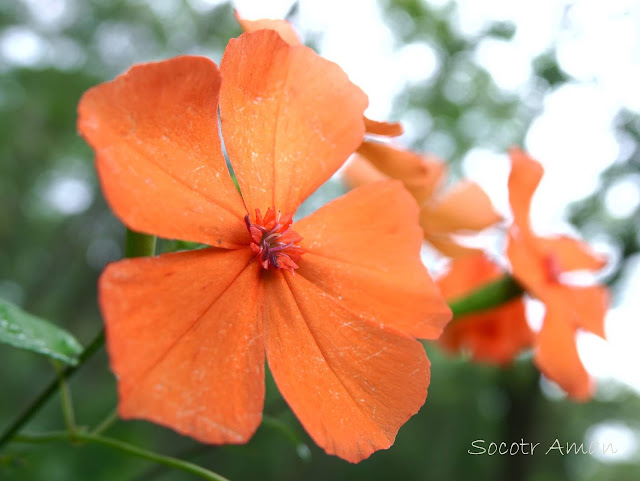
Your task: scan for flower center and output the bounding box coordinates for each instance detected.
[543,253,562,283]
[244,207,303,273]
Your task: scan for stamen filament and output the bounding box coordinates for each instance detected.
[244,208,304,274]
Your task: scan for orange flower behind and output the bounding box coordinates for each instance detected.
[78,30,451,463]
[234,13,302,46]
[344,143,501,257]
[437,255,533,365]
[507,148,609,400]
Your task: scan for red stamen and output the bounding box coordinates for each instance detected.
[244,207,304,274]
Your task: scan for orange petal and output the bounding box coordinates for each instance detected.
[506,229,548,297]
[78,56,248,247]
[507,231,608,331]
[220,30,368,216]
[437,254,502,299]
[534,302,592,400]
[420,181,501,233]
[100,248,265,443]
[569,285,609,338]
[356,141,446,205]
[363,116,404,137]
[440,300,531,365]
[234,10,302,46]
[263,271,430,462]
[341,154,391,189]
[424,232,483,258]
[437,255,532,364]
[546,284,608,338]
[538,235,607,272]
[294,180,451,339]
[508,147,544,236]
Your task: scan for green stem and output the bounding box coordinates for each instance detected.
[126,229,157,258]
[52,362,76,433]
[14,431,230,481]
[91,408,119,435]
[0,329,104,447]
[0,229,156,448]
[130,444,217,481]
[448,275,524,319]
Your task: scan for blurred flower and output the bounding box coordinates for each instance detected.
[234,11,302,46]
[78,30,451,462]
[507,148,609,400]
[343,142,501,257]
[437,254,533,365]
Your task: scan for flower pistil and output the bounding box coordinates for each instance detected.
[245,207,303,273]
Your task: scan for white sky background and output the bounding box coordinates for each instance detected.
[232,0,640,402]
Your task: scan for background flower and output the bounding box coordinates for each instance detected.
[437,254,533,365]
[343,142,501,257]
[506,149,609,400]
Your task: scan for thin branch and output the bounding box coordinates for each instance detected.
[0,329,105,447]
[14,431,230,481]
[52,361,76,433]
[91,407,119,436]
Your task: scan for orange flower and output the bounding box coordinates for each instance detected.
[234,11,404,142]
[437,255,533,365]
[507,148,608,399]
[344,143,501,257]
[78,30,451,462]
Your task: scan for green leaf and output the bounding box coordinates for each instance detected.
[0,298,82,365]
